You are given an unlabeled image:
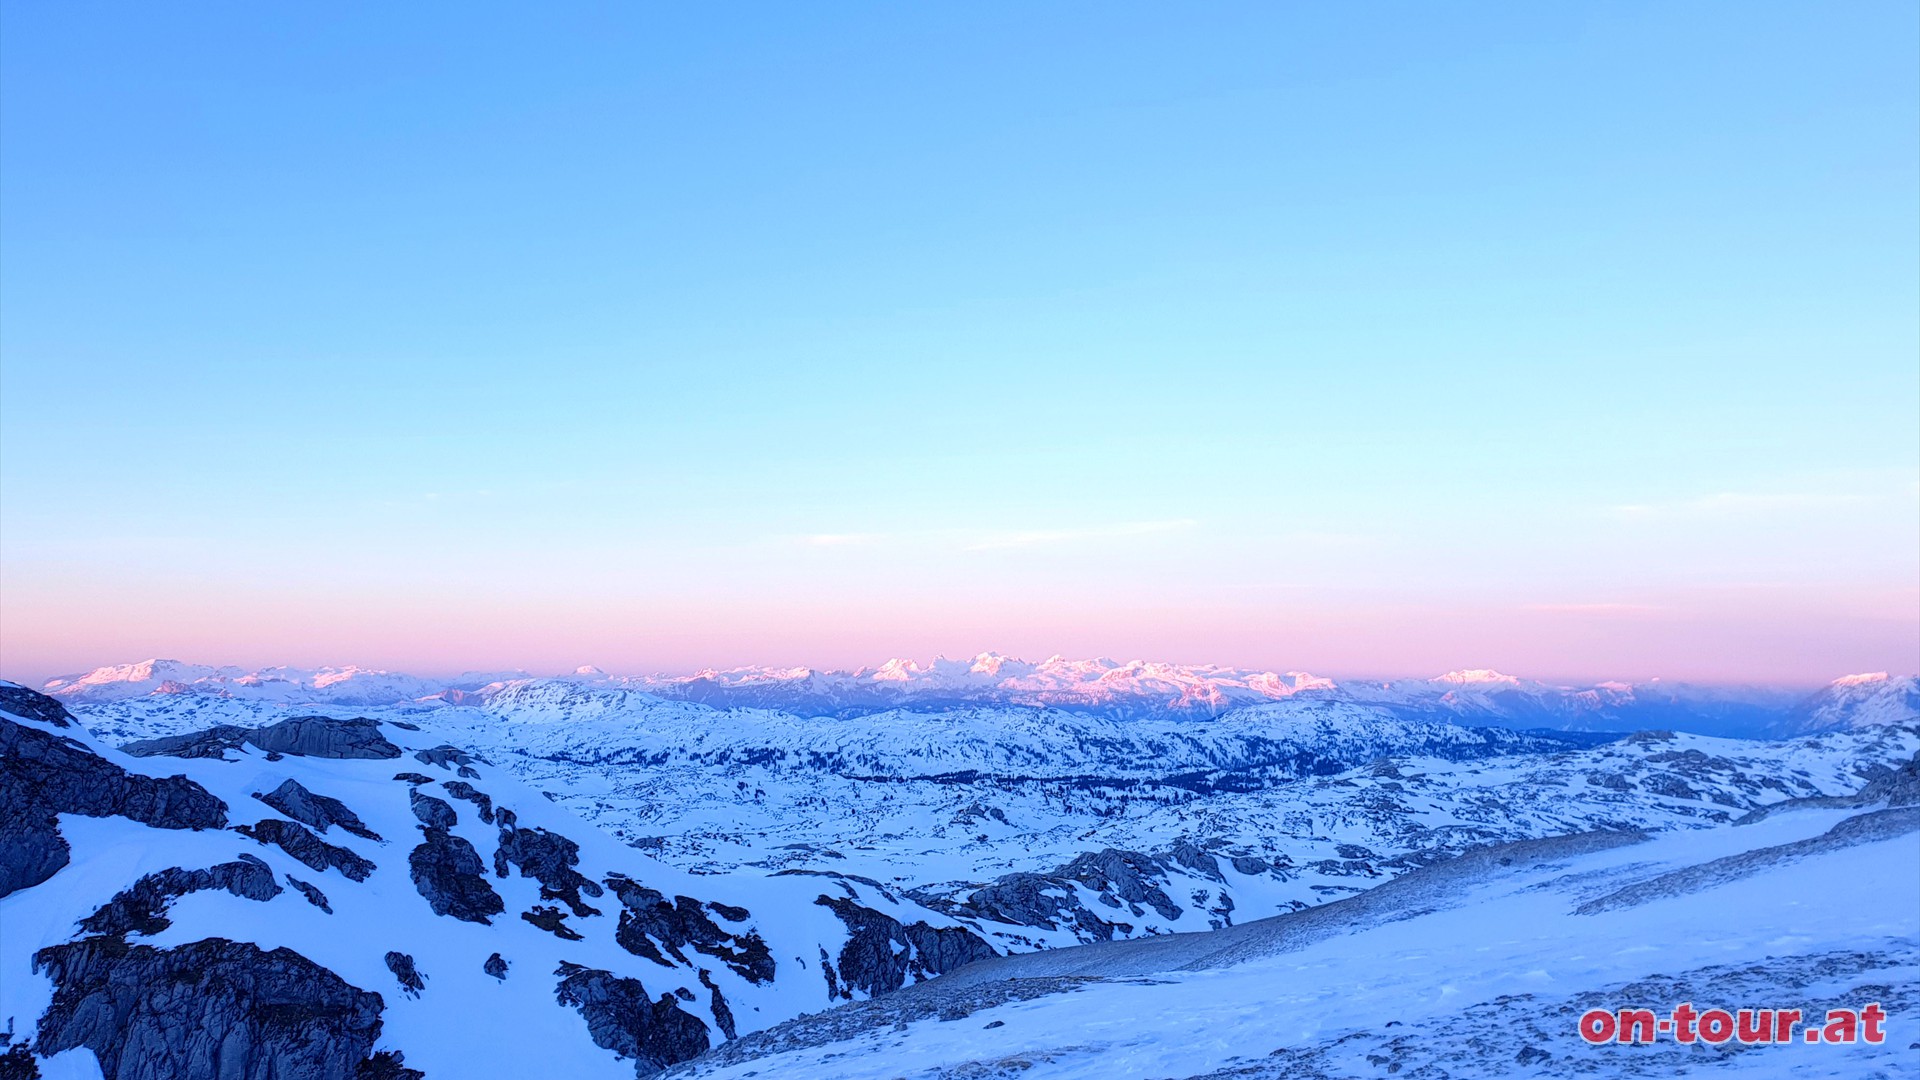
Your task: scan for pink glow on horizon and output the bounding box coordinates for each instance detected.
[3,575,1913,688]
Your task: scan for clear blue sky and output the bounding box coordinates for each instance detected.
[2,1,1915,684]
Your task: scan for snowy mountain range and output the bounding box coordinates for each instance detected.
[66,679,1919,951]
[39,656,1919,737]
[6,656,1918,1078]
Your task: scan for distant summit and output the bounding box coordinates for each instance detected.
[1779,673,1920,735]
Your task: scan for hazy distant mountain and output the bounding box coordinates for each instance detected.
[1776,672,1920,736]
[45,654,1913,738]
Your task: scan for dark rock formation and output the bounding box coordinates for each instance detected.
[0,683,74,727]
[950,872,1119,942]
[413,745,483,778]
[707,899,750,923]
[814,895,996,999]
[391,772,435,786]
[287,875,332,913]
[698,969,737,1041]
[1230,855,1271,876]
[522,905,584,940]
[78,855,282,937]
[356,1051,424,1080]
[1169,840,1223,881]
[440,781,495,823]
[235,820,375,882]
[494,824,602,916]
[553,962,710,1075]
[124,716,401,761]
[0,1036,35,1080]
[1057,849,1182,920]
[484,952,509,980]
[931,846,1212,941]
[255,780,381,841]
[1,712,227,899]
[1865,753,1920,806]
[0,1018,37,1080]
[408,828,503,923]
[33,937,389,1080]
[384,952,425,998]
[605,875,774,984]
[409,791,457,830]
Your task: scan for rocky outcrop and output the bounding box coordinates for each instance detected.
[0,1029,35,1080]
[440,781,496,823]
[287,875,332,913]
[408,828,503,923]
[522,905,584,940]
[953,872,1124,942]
[357,1052,424,1080]
[1169,840,1223,881]
[409,791,457,829]
[484,952,509,980]
[494,824,602,916]
[552,962,710,1076]
[1057,848,1183,921]
[1864,753,1920,806]
[1738,752,1920,822]
[235,820,375,882]
[413,745,483,778]
[697,969,737,1040]
[1,713,227,899]
[0,684,74,727]
[78,855,282,937]
[32,937,389,1080]
[1230,855,1270,875]
[124,716,401,761]
[255,780,381,841]
[605,875,774,985]
[932,846,1215,942]
[814,895,996,999]
[384,952,425,998]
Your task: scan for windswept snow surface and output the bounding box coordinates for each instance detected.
[667,807,1920,1079]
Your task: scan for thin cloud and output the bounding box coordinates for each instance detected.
[964,518,1198,552]
[797,533,885,547]
[1610,491,1870,520]
[791,519,1201,553]
[1524,602,1662,615]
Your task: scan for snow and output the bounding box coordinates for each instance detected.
[0,699,1001,1078]
[674,809,1919,1078]
[48,654,1909,736]
[68,686,1920,951]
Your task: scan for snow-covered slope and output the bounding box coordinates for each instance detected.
[667,797,1920,1079]
[70,685,1920,951]
[0,684,1000,1079]
[12,669,1920,1079]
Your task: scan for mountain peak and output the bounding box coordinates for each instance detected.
[1431,669,1522,687]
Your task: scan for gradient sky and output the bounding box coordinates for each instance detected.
[2,1,1916,686]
